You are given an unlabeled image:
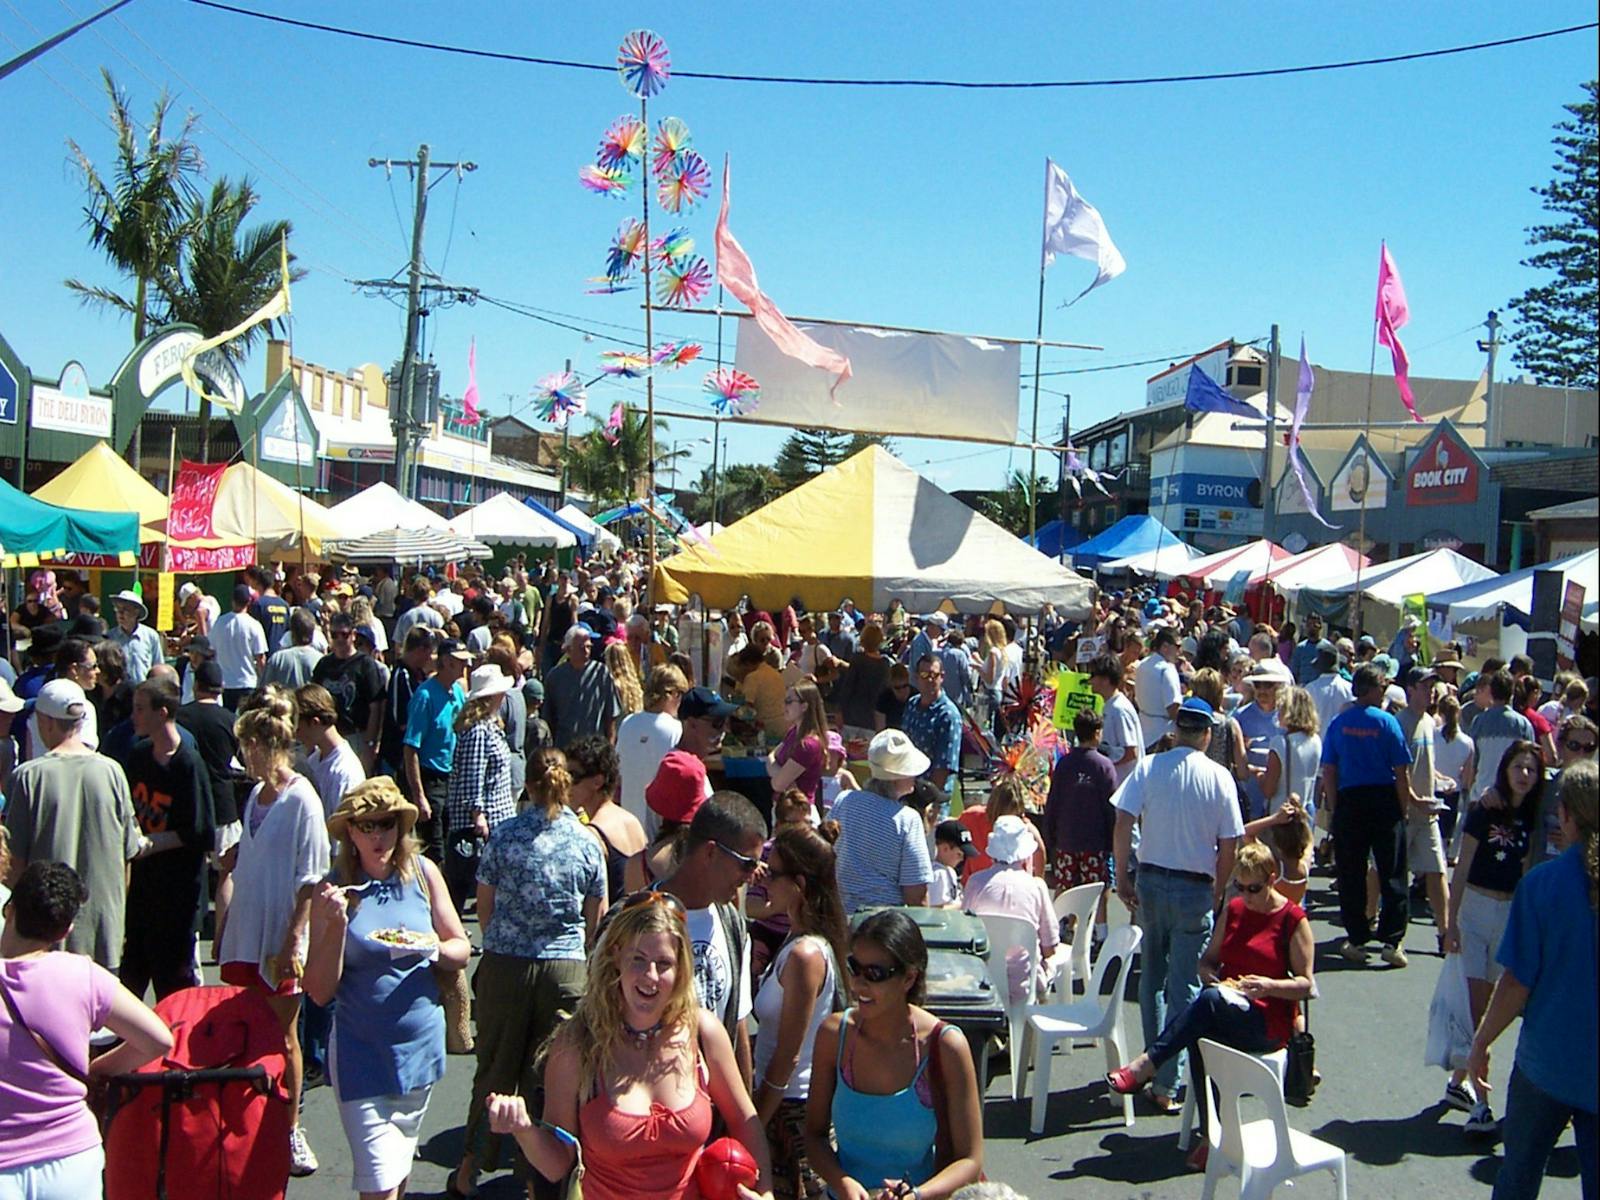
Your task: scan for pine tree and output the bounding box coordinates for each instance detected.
[773,428,852,487]
[1507,80,1598,390]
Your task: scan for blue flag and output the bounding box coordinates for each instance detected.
[1184,366,1262,421]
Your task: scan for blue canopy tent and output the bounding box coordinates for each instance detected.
[0,476,141,566]
[1023,519,1085,561]
[1071,514,1192,571]
[522,497,594,551]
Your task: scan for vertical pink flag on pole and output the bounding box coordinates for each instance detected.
[461,338,481,425]
[1375,243,1421,422]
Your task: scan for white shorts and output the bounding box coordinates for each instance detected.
[0,1145,105,1200]
[1406,812,1447,876]
[212,819,243,861]
[1457,886,1510,984]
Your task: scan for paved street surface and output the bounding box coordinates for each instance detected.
[283,868,1584,1199]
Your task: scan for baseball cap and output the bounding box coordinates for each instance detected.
[36,679,90,721]
[645,751,709,823]
[522,676,545,704]
[934,819,979,858]
[194,659,224,692]
[1398,665,1438,689]
[680,686,738,720]
[438,638,473,662]
[0,678,23,715]
[187,635,215,658]
[1174,696,1222,730]
[178,581,201,604]
[1358,635,1377,650]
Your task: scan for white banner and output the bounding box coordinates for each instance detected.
[733,321,1021,443]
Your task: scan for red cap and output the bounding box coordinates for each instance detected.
[646,751,708,823]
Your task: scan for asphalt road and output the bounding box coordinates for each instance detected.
[283,868,1585,1200]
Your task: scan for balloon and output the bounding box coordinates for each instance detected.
[694,1136,759,1200]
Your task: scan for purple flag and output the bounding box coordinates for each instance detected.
[1289,338,1339,530]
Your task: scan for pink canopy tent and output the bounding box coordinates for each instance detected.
[1173,539,1292,588]
[1248,542,1369,596]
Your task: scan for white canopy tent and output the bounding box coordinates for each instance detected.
[327,481,451,538]
[1430,548,1597,630]
[556,503,622,554]
[1323,547,1501,607]
[1249,543,1369,597]
[1100,542,1204,578]
[449,492,577,549]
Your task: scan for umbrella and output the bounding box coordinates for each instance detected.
[326,526,491,564]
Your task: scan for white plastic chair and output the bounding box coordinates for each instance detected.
[1178,1046,1287,1151]
[1198,1038,1347,1200]
[1047,882,1104,1000]
[976,912,1039,1101]
[1019,923,1142,1135]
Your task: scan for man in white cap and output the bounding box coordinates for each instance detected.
[2,679,141,971]
[829,729,934,913]
[902,612,944,677]
[1237,657,1293,821]
[109,589,166,686]
[178,580,221,638]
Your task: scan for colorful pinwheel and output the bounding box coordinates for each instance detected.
[596,115,646,170]
[585,276,637,294]
[599,350,651,378]
[602,403,626,444]
[651,227,695,266]
[651,117,692,176]
[579,164,631,195]
[617,29,670,97]
[703,367,760,416]
[651,341,703,369]
[535,371,587,426]
[657,151,709,213]
[654,255,712,308]
[606,218,648,280]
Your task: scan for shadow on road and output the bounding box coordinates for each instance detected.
[1315,1102,1493,1165]
[984,1082,1194,1187]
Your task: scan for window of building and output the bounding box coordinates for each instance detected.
[1108,430,1128,469]
[1091,440,1108,470]
[1228,364,1263,388]
[331,378,344,417]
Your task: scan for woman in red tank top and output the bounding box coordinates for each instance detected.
[1107,842,1316,1169]
[485,892,774,1200]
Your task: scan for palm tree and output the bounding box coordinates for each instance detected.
[978,470,1053,535]
[158,177,302,459]
[559,405,675,505]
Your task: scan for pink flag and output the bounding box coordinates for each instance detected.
[602,402,624,444]
[1375,243,1421,422]
[714,156,851,398]
[461,338,481,425]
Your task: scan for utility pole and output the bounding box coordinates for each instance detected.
[1262,324,1280,547]
[367,146,477,499]
[1478,310,1502,449]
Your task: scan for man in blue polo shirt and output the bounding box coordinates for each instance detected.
[1321,663,1418,967]
[402,637,470,862]
[901,652,963,819]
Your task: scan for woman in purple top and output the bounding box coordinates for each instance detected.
[0,863,173,1197]
[768,680,828,811]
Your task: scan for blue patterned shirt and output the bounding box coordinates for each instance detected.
[476,806,605,960]
[901,691,963,790]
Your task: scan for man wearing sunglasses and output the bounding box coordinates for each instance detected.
[1531,714,1599,868]
[901,654,962,819]
[652,791,767,1088]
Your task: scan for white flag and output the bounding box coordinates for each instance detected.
[1042,159,1125,303]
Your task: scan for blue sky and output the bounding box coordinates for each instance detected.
[2,2,1595,493]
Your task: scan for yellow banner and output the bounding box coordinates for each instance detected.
[180,237,291,406]
[156,571,176,631]
[1052,669,1103,730]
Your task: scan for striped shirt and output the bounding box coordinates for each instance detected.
[831,787,933,913]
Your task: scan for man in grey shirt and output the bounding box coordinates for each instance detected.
[543,624,620,748]
[263,608,325,690]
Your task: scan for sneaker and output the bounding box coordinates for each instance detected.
[1380,944,1409,968]
[1337,940,1370,963]
[1443,1080,1476,1112]
[289,1126,319,1177]
[1464,1101,1501,1138]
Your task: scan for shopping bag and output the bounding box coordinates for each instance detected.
[1424,953,1474,1071]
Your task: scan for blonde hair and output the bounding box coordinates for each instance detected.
[1234,840,1279,881]
[333,777,424,887]
[982,619,1006,654]
[604,642,644,715]
[1270,799,1314,869]
[235,685,298,771]
[349,597,375,626]
[525,748,572,818]
[644,664,689,710]
[987,776,1028,822]
[1189,667,1226,709]
[1280,686,1319,736]
[455,693,503,735]
[558,898,698,1084]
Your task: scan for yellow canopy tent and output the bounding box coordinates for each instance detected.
[653,446,1095,617]
[175,461,340,564]
[32,441,167,568]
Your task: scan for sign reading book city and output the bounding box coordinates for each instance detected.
[1406,427,1479,507]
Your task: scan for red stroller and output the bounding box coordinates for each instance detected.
[104,985,293,1200]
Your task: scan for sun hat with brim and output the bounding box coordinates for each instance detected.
[987,815,1039,865]
[826,730,845,756]
[1244,659,1294,685]
[867,728,930,781]
[328,777,419,840]
[465,664,514,702]
[1372,653,1399,680]
[1431,659,1464,672]
[646,751,709,823]
[0,678,23,715]
[111,589,148,621]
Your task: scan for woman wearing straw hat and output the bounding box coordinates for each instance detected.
[306,777,471,1200]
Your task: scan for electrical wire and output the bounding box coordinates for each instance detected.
[182,3,1594,90]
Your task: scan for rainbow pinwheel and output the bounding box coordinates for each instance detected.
[602,403,626,444]
[617,29,670,97]
[651,341,703,369]
[607,218,648,280]
[599,350,651,378]
[585,276,637,294]
[654,255,712,308]
[651,227,695,266]
[703,367,760,416]
[535,371,587,426]
[657,151,709,213]
[652,117,692,176]
[579,164,631,195]
[597,115,646,170]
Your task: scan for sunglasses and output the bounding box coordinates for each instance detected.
[846,955,906,984]
[712,840,761,873]
[352,817,399,834]
[1236,880,1269,895]
[1565,739,1598,754]
[918,672,943,681]
[618,889,688,922]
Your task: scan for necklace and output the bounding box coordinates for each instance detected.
[624,1019,664,1044]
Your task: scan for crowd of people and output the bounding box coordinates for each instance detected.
[0,559,1595,1200]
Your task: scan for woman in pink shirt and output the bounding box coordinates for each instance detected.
[1,862,173,1198]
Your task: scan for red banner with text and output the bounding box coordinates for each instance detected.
[168,460,228,540]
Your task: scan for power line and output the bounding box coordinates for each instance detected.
[182,4,1594,90]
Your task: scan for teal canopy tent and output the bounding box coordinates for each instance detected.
[0,475,142,565]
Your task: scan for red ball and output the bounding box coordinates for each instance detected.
[695,1136,759,1200]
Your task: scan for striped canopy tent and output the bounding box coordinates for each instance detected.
[326,526,492,563]
[1247,542,1369,597]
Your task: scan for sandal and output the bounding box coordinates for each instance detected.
[1106,1066,1142,1094]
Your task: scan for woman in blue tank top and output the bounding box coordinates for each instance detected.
[305,777,471,1198]
[803,910,984,1200]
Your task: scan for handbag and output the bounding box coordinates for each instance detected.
[1276,911,1317,1103]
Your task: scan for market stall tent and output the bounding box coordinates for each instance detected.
[1248,543,1369,596]
[1071,514,1192,570]
[32,441,168,544]
[652,445,1095,616]
[327,482,451,538]
[1323,547,1500,607]
[558,502,623,553]
[1430,548,1596,631]
[1173,539,1291,587]
[326,526,492,563]
[1024,518,1086,561]
[450,492,577,549]
[1100,542,1204,578]
[0,474,141,566]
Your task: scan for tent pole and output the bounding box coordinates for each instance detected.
[165,427,177,577]
[1028,263,1046,543]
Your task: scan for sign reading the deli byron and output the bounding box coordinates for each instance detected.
[1406,426,1480,507]
[31,361,111,437]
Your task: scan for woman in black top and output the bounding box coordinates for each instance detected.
[565,734,644,904]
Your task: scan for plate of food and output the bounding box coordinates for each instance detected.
[370,927,440,960]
